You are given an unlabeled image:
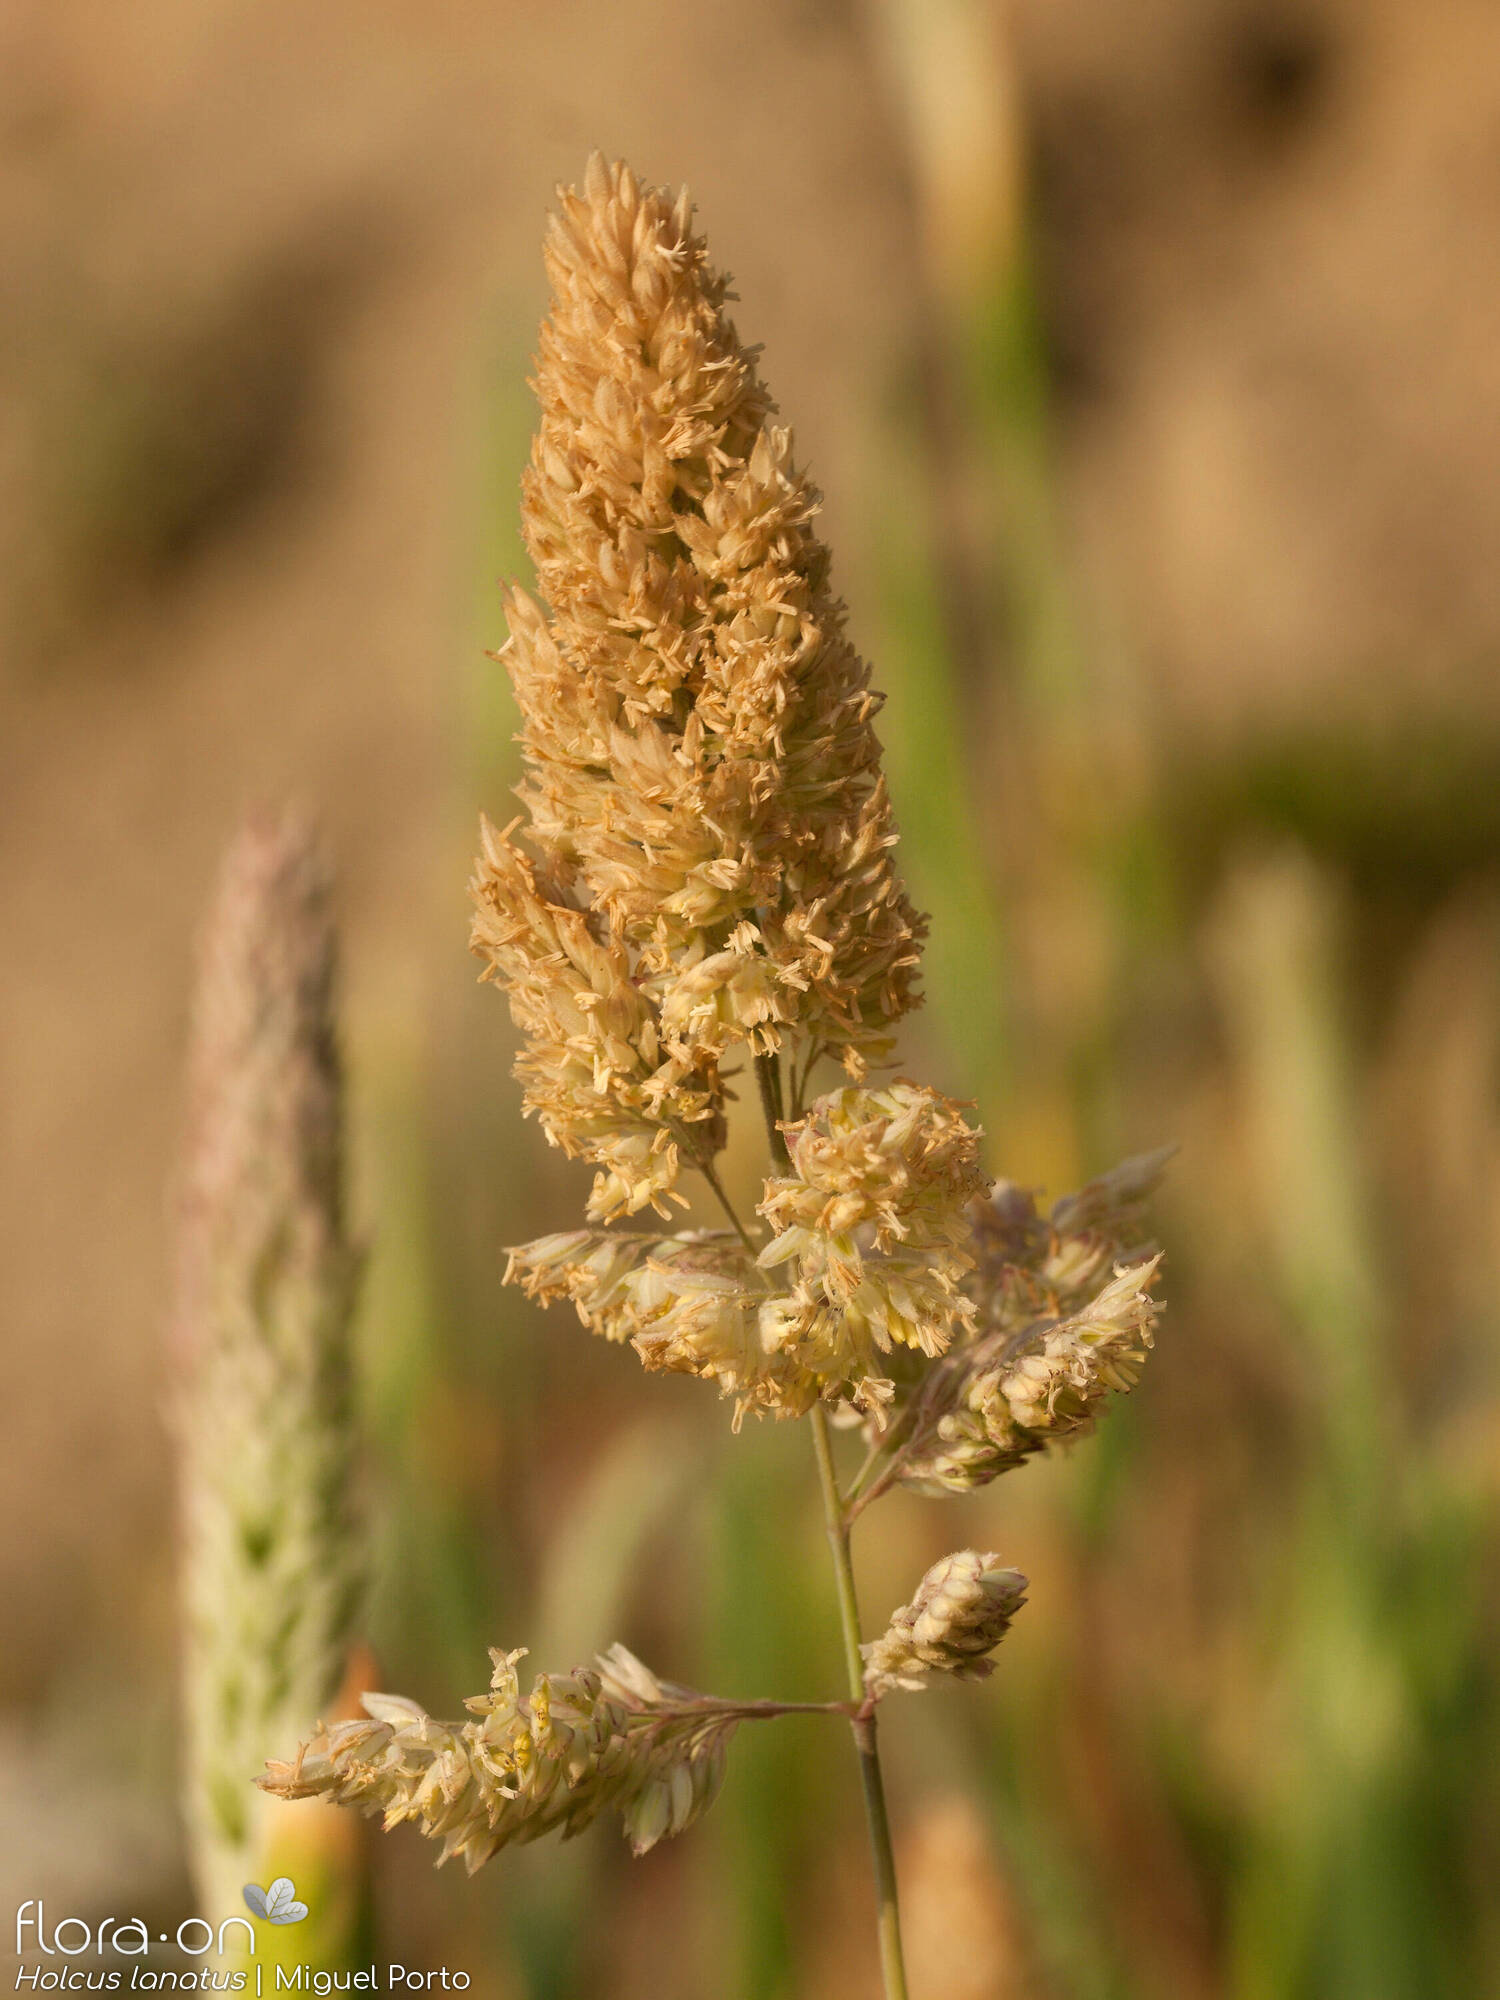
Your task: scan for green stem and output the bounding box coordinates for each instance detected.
[755,1051,792,1171]
[791,1039,824,1119]
[677,1697,855,1721]
[810,1405,909,2000]
[752,1049,907,1995]
[841,1399,921,1523]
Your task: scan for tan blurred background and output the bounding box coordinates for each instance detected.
[4,2,1499,1996]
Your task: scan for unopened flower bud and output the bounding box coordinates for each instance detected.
[863,1552,1028,1696]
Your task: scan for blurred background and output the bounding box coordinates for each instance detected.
[3,0,1499,1994]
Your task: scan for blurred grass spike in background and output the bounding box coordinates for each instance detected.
[170,810,371,1971]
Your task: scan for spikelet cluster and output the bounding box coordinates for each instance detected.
[172,813,362,1923]
[862,1552,1028,1696]
[509,1081,985,1418]
[897,1151,1169,1493]
[260,1644,736,1872]
[472,153,925,1222]
[968,1148,1173,1332]
[471,820,722,1221]
[506,1226,778,1412]
[755,1083,987,1411]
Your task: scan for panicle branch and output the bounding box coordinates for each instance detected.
[508,1080,989,1421]
[261,1643,757,1868]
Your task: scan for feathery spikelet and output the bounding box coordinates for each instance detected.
[863,1552,1028,1696]
[260,1644,738,1870]
[755,1083,987,1410]
[894,1150,1170,1494]
[470,817,723,1220]
[472,153,926,1221]
[171,812,362,1923]
[968,1147,1173,1333]
[900,1257,1162,1494]
[506,1225,779,1414]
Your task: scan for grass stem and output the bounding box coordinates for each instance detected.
[810,1405,909,2000]
[698,1154,760,1257]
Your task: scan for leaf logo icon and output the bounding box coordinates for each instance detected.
[242,1877,309,1925]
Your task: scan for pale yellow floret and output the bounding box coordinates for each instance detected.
[474,157,1169,1454]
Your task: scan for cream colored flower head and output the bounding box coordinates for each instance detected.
[895,1150,1170,1494]
[472,154,925,1221]
[863,1551,1028,1696]
[755,1083,988,1412]
[259,1642,737,1871]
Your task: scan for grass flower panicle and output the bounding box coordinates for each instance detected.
[261,156,1170,2000]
